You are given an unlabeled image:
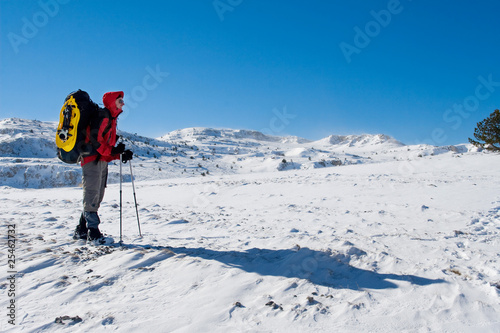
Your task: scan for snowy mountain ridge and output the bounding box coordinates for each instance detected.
[159,127,312,144]
[319,133,404,147]
[0,117,474,188]
[158,127,404,147]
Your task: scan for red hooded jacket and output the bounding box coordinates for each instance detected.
[81,91,124,166]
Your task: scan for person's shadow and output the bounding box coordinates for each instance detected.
[162,246,446,290]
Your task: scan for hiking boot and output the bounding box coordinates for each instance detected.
[72,214,88,240]
[73,224,88,240]
[87,227,104,242]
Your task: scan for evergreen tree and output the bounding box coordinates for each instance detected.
[469,109,500,151]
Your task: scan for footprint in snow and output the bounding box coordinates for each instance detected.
[168,219,189,224]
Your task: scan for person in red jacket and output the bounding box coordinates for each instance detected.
[73,91,133,242]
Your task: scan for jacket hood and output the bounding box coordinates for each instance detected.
[103,91,124,117]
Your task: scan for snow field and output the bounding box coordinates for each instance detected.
[1,153,500,332]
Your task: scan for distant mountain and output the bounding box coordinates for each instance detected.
[159,127,311,144]
[0,118,57,158]
[317,134,404,148]
[0,118,474,188]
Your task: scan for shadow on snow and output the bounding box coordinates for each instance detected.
[163,246,446,290]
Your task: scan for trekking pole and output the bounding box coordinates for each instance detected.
[119,153,123,245]
[128,160,142,237]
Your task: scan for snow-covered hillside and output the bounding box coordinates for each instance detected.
[0,118,474,188]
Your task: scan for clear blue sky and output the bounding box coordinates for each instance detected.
[1,0,499,145]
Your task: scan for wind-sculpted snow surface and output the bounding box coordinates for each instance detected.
[0,118,477,189]
[1,152,499,332]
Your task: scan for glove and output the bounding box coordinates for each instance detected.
[122,150,133,163]
[111,142,125,155]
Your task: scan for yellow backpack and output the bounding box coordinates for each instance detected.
[55,90,99,163]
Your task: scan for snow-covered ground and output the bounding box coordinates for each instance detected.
[1,118,499,332]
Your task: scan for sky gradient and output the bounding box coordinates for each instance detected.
[1,0,500,145]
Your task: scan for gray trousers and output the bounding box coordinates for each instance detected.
[82,160,108,221]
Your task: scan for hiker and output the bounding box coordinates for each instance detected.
[73,91,133,242]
